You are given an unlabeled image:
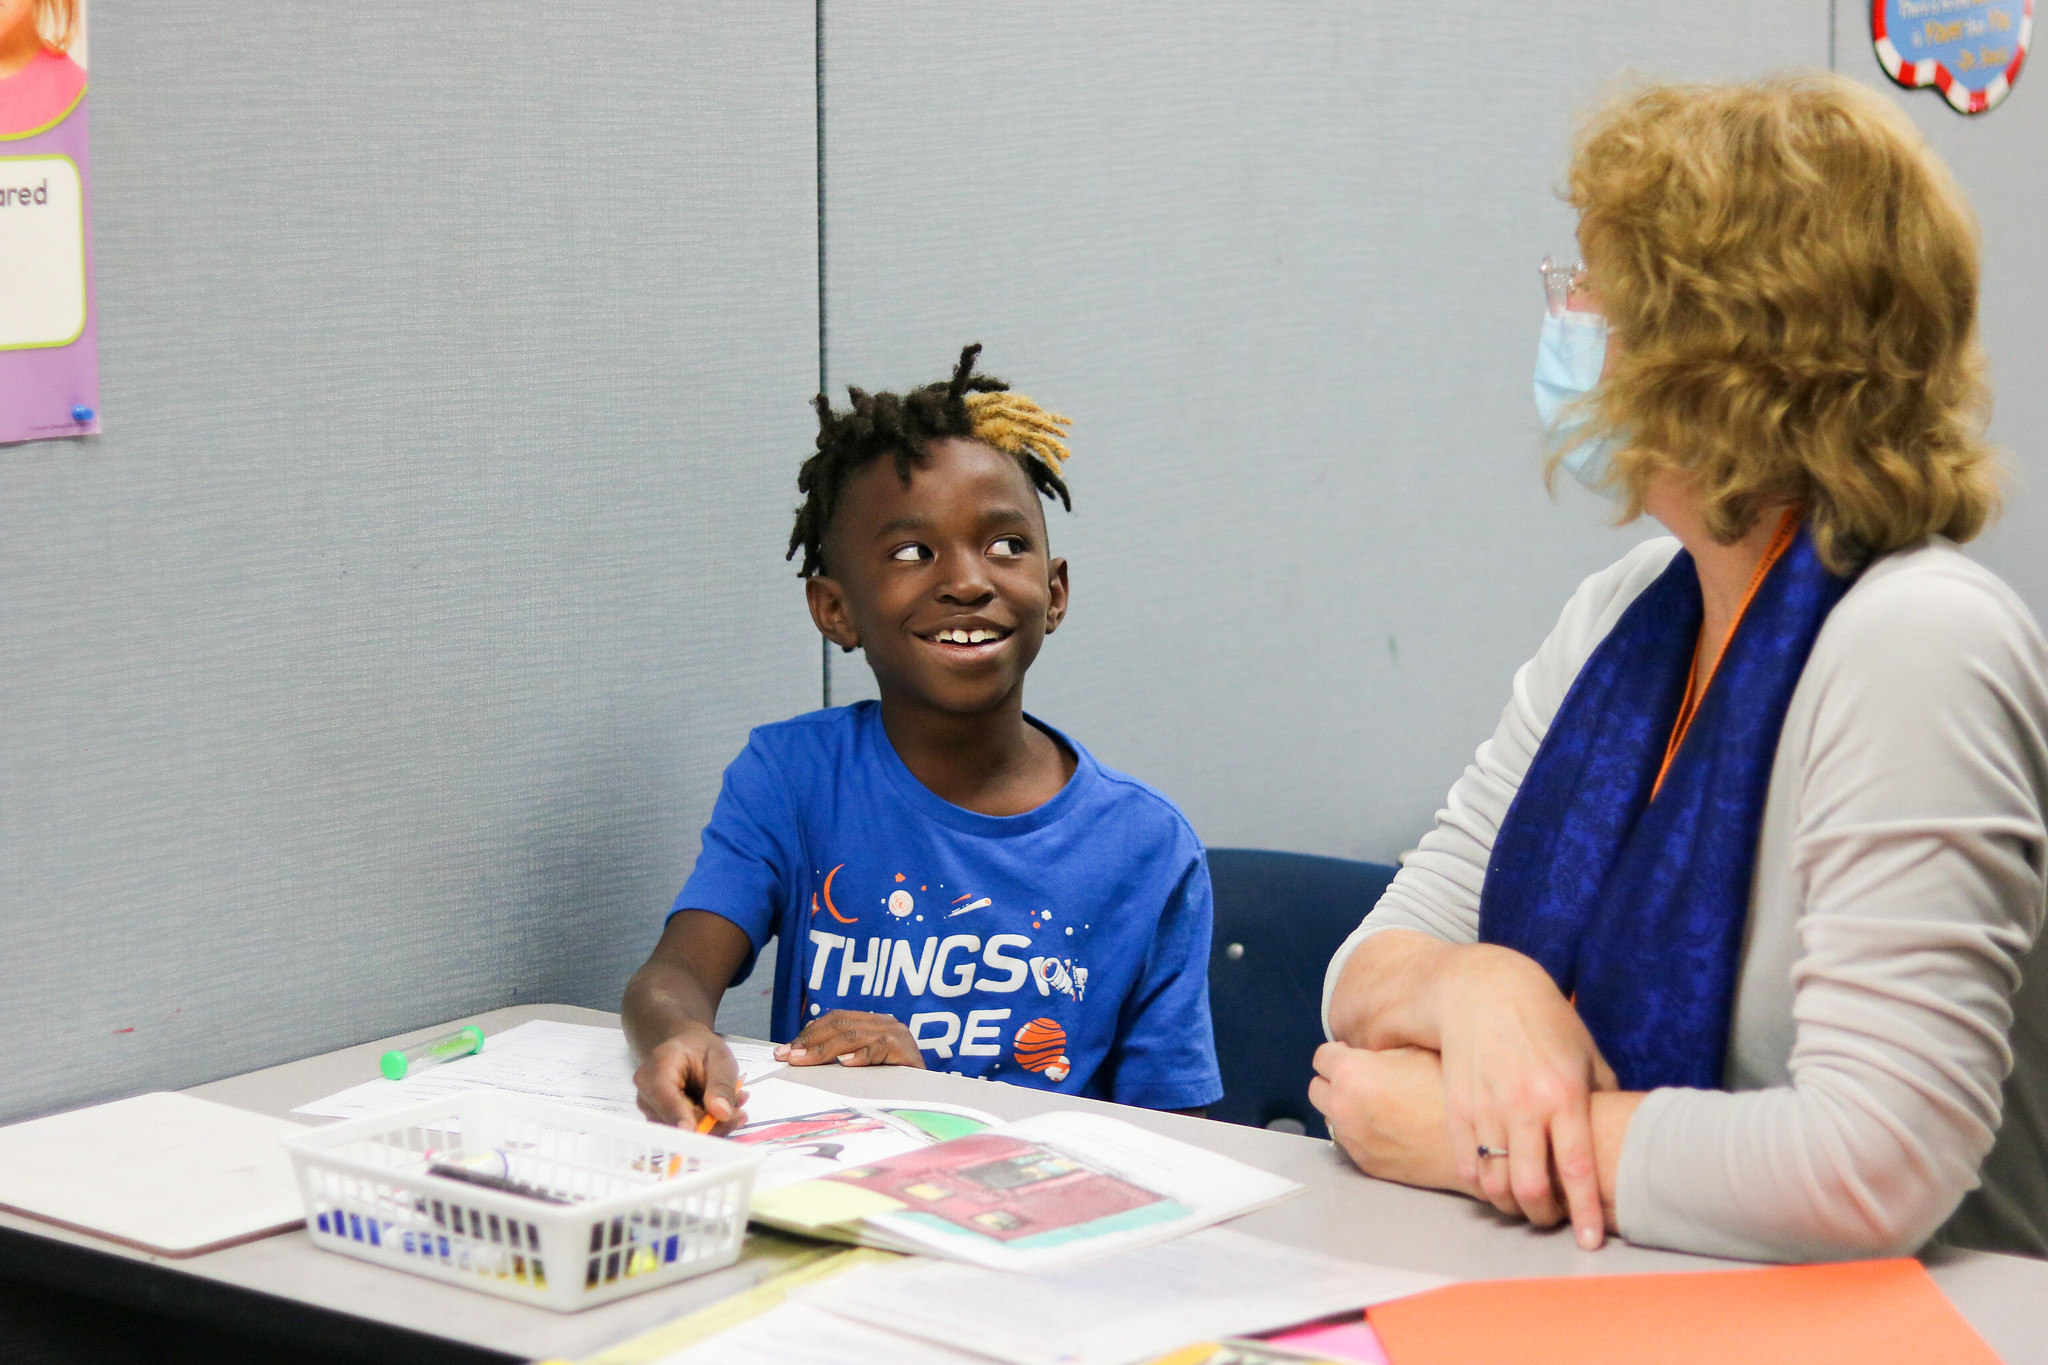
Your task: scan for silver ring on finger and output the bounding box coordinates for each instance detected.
[1476,1144,1509,1159]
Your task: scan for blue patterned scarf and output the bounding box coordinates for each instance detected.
[1478,525,1855,1090]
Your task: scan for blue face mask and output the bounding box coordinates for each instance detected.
[1534,310,1623,500]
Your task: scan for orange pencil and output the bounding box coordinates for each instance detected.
[694,1112,717,1134]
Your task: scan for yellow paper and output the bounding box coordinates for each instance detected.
[1148,1347,1227,1365]
[748,1178,907,1232]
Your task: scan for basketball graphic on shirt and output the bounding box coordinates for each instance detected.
[1013,1017,1071,1082]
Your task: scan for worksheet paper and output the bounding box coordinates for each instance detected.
[657,1302,987,1365]
[811,1228,1446,1365]
[291,1021,781,1122]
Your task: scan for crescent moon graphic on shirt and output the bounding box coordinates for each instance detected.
[820,864,856,923]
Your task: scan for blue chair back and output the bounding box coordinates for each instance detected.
[1205,848,1397,1137]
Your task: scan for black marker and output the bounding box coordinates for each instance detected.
[426,1162,572,1205]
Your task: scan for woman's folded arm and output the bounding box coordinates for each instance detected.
[1618,566,2048,1260]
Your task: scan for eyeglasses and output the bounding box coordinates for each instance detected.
[1539,255,1589,318]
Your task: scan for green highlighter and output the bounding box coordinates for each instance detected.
[380,1025,486,1081]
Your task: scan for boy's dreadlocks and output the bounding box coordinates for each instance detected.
[787,344,1072,578]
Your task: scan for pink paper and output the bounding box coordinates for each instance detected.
[1265,1318,1392,1365]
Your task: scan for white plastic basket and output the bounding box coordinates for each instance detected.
[283,1091,763,1311]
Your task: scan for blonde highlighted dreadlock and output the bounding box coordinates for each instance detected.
[787,344,1073,578]
[964,390,1072,479]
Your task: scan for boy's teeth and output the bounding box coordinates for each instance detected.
[937,628,999,644]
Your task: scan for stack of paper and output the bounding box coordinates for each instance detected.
[748,1109,1303,1271]
[639,1229,1442,1365]
[810,1228,1442,1365]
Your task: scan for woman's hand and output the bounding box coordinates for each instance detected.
[1433,946,1617,1248]
[1310,1043,1474,1196]
[775,1010,929,1068]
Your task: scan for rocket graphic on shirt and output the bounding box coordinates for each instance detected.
[801,864,1090,1085]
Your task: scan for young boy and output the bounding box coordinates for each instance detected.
[624,346,1221,1129]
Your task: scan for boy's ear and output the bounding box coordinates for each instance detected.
[805,575,861,652]
[1044,557,1070,635]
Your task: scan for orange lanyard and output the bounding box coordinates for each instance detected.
[1651,509,1801,800]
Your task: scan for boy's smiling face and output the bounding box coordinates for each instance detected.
[807,437,1068,717]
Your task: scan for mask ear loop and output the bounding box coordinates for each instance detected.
[1539,255,1589,319]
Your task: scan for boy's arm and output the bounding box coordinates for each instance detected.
[624,910,755,1129]
[1105,852,1227,1113]
[631,731,800,1127]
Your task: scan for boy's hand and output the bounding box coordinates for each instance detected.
[776,1011,928,1069]
[634,1021,749,1131]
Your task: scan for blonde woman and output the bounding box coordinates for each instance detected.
[0,0,83,138]
[1313,74,2048,1263]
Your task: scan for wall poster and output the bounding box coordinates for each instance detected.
[1874,0,2033,114]
[0,0,96,445]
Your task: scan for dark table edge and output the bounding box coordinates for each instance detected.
[0,1222,521,1365]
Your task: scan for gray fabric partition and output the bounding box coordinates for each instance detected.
[1836,7,2048,623]
[0,4,817,1122]
[818,1,1841,860]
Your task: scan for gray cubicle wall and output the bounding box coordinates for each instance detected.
[1837,6,2048,634]
[820,2,2047,862]
[0,4,818,1122]
[820,2,1823,858]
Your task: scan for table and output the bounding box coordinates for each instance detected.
[3,1003,2044,1364]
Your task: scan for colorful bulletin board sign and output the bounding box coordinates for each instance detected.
[0,0,98,445]
[1874,0,2033,114]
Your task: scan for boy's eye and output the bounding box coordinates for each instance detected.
[889,543,933,563]
[987,536,1029,558]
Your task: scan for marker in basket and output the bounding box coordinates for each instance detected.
[426,1161,572,1205]
[379,1025,485,1081]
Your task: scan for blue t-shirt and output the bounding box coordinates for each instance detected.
[673,702,1222,1111]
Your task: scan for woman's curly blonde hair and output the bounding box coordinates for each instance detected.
[1560,72,1998,573]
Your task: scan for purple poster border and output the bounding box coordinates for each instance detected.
[0,83,98,446]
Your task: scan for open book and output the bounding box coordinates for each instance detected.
[748,1107,1302,1271]
[726,1078,1000,1191]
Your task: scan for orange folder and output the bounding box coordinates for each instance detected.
[1366,1258,1998,1365]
